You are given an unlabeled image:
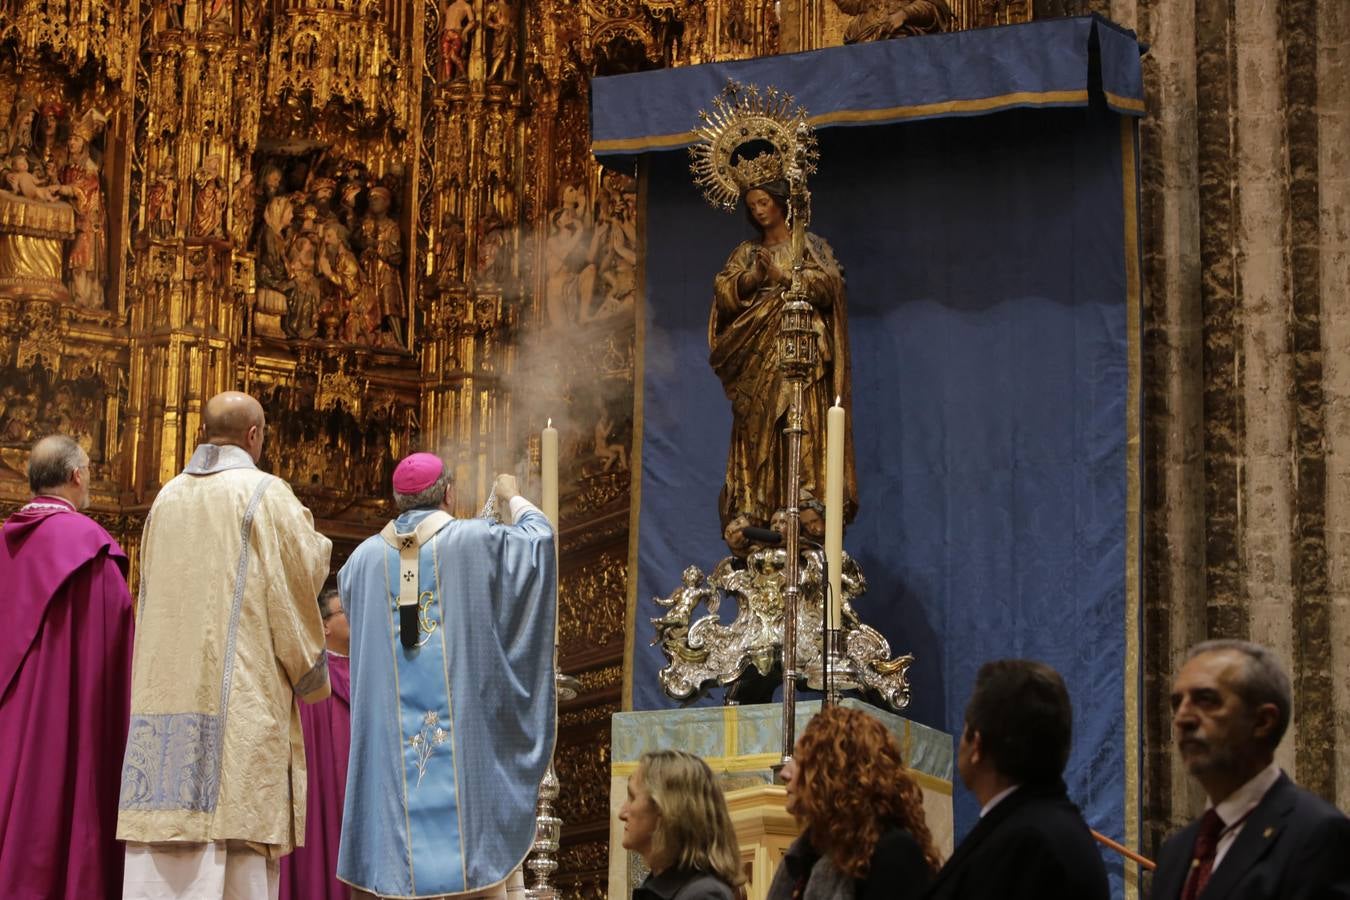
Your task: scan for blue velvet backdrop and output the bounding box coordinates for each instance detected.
[629,106,1139,896]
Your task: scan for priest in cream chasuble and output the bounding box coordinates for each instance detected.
[337,453,557,898]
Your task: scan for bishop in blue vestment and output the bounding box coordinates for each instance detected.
[337,453,557,898]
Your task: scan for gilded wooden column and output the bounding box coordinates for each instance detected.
[124,2,259,492]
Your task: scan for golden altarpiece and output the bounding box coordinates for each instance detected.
[0,0,1035,892]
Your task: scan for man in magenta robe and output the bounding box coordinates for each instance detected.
[0,434,134,898]
[279,587,352,900]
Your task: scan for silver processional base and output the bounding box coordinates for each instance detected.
[651,547,913,712]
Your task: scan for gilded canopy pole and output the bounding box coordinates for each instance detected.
[776,128,817,757]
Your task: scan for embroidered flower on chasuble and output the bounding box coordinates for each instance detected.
[409,711,448,787]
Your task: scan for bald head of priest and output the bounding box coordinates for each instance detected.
[200,390,266,462]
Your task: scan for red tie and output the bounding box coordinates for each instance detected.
[1180,808,1225,900]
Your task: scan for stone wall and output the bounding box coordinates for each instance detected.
[1103,0,1350,861]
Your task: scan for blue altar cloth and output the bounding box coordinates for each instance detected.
[594,15,1146,900]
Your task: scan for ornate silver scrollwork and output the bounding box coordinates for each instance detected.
[652,548,913,710]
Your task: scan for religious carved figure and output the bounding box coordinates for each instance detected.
[3,155,60,202]
[230,169,255,246]
[254,196,295,335]
[318,223,374,344]
[29,104,67,184]
[55,118,108,308]
[0,100,71,303]
[3,97,37,160]
[308,176,338,226]
[652,565,716,640]
[485,0,518,82]
[475,211,508,287]
[284,231,321,339]
[145,159,178,238]
[259,163,285,203]
[585,178,637,321]
[833,0,953,43]
[438,0,475,81]
[0,171,71,303]
[724,2,751,49]
[338,179,363,233]
[435,211,466,289]
[360,186,405,347]
[204,0,233,32]
[543,184,596,326]
[245,155,404,347]
[710,176,858,535]
[189,155,227,239]
[592,409,627,472]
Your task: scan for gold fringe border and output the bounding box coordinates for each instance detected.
[622,157,651,712]
[594,89,1099,155]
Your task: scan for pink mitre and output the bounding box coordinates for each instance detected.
[392,452,444,494]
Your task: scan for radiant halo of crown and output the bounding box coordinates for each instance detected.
[688,81,818,212]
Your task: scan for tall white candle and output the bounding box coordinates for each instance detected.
[825,398,845,628]
[542,419,559,529]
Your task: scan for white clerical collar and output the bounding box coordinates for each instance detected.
[184,443,257,475]
[26,495,76,512]
[980,784,1019,818]
[381,510,453,615]
[1209,763,1280,827]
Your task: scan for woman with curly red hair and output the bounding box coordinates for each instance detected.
[766,705,942,900]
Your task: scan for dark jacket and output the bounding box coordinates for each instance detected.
[923,780,1109,900]
[633,867,737,900]
[1150,773,1350,900]
[766,825,933,900]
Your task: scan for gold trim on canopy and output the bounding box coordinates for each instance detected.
[1120,115,1143,900]
[594,88,1095,156]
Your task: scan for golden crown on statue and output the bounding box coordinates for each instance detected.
[689,81,817,212]
[730,151,784,192]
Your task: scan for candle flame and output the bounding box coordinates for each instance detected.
[834,395,841,407]
[547,418,552,428]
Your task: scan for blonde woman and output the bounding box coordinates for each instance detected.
[619,750,745,900]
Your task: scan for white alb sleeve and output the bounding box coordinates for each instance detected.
[507,494,540,524]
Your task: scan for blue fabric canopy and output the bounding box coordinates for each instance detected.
[593,15,1143,156]
[598,17,1145,899]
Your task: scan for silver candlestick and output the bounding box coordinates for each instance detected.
[804,627,860,706]
[524,671,580,900]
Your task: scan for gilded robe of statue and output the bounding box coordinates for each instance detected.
[710,233,858,530]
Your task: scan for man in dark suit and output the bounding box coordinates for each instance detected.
[1151,640,1350,900]
[924,659,1109,899]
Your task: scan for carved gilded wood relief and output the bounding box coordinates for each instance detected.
[0,0,1043,892]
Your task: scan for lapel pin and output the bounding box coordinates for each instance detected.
[1263,826,1274,839]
